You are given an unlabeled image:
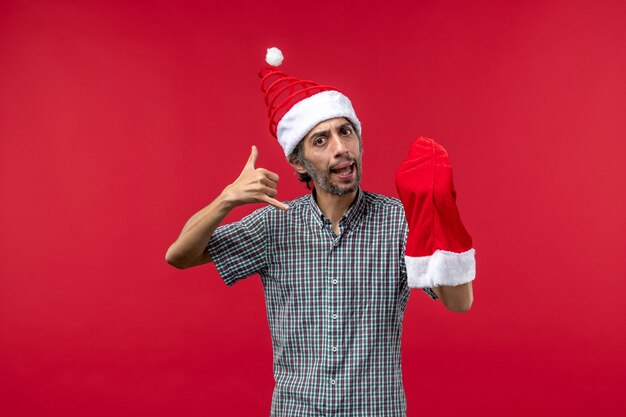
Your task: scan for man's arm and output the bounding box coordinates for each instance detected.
[165,146,289,269]
[432,282,473,313]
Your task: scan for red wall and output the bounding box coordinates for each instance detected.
[1,1,625,416]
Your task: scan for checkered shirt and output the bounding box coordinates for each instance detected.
[208,189,437,417]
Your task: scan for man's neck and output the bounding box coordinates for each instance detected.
[313,187,358,234]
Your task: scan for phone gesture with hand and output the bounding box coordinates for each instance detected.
[222,145,290,211]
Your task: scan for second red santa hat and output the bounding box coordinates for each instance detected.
[396,137,476,288]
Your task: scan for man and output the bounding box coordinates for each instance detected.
[166,48,474,417]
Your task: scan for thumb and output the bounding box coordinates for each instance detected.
[244,145,258,170]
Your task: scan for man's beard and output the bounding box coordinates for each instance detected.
[301,157,362,196]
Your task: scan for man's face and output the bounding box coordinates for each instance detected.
[293,117,362,196]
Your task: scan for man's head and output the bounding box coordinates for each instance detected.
[288,117,362,196]
[259,48,362,159]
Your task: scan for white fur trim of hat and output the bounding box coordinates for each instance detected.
[405,248,476,288]
[276,90,361,157]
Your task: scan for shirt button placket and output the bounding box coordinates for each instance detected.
[327,237,340,395]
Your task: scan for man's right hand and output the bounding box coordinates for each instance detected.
[166,146,288,269]
[221,146,290,211]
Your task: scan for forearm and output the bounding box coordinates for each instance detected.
[165,192,235,269]
[432,282,473,313]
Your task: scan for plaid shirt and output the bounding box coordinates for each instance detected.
[208,189,437,417]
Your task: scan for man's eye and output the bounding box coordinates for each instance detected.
[341,127,353,136]
[314,137,327,146]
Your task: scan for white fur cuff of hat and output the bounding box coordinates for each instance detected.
[277,90,361,157]
[405,249,476,288]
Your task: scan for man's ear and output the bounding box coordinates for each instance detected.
[288,157,307,174]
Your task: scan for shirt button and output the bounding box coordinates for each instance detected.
[331,314,338,320]
[331,346,338,352]
[332,279,338,285]
[330,379,336,385]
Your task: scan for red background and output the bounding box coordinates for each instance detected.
[1,1,625,416]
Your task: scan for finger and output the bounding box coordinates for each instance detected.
[244,145,258,170]
[258,185,278,198]
[258,168,279,182]
[262,196,290,211]
[261,176,278,189]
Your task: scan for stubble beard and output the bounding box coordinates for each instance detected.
[300,157,362,196]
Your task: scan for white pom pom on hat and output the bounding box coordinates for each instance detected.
[258,47,361,157]
[265,47,284,67]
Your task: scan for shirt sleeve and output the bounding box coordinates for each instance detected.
[400,216,438,300]
[207,209,267,286]
[422,287,439,300]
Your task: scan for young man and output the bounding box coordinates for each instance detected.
[166,48,474,417]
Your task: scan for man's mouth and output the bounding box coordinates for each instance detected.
[330,162,355,178]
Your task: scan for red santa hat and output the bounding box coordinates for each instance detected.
[259,47,361,157]
[395,137,476,288]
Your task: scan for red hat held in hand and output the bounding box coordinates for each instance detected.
[395,137,476,288]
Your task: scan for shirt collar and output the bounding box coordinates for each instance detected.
[307,188,366,231]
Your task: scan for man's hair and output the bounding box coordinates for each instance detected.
[287,120,362,190]
[288,140,314,189]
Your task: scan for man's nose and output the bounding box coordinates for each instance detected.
[329,134,349,156]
